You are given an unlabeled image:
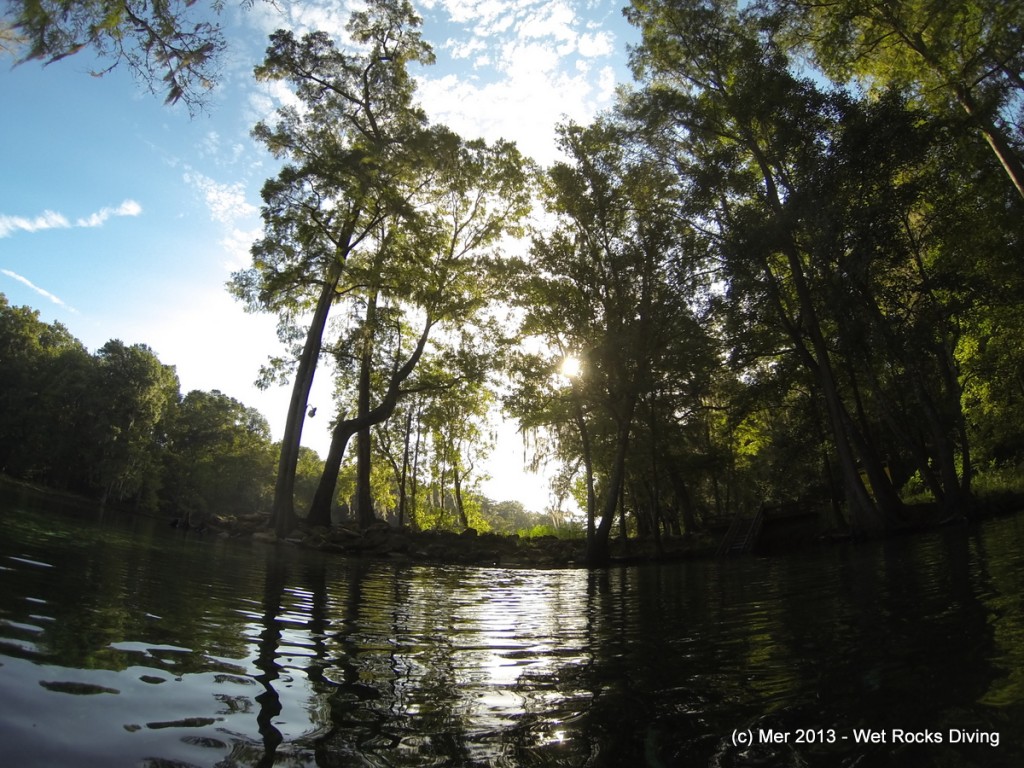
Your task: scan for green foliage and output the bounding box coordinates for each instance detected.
[91,339,180,508]
[773,0,1024,196]
[161,389,276,523]
[3,0,244,111]
[0,292,282,519]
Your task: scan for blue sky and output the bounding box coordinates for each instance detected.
[0,0,639,510]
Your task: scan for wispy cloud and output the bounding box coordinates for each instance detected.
[0,210,70,238]
[0,200,142,238]
[415,0,630,165]
[184,170,259,225]
[75,199,143,228]
[1,269,79,314]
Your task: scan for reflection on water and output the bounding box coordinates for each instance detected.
[1,485,1023,767]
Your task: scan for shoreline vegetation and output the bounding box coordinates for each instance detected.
[7,474,1023,570]
[176,494,1024,568]
[5,1,1024,568]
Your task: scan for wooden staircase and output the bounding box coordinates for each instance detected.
[716,505,766,557]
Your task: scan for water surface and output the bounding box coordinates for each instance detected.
[1,485,1022,766]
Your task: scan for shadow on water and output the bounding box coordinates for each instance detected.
[1,486,1023,767]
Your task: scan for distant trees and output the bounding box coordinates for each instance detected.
[0,293,279,517]
[90,339,180,506]
[161,389,276,526]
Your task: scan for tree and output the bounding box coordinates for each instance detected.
[304,131,532,530]
[232,0,435,537]
[626,0,901,533]
[0,293,91,483]
[2,0,253,111]
[161,389,276,525]
[508,118,710,565]
[88,340,179,508]
[774,0,1024,199]
[626,0,1000,526]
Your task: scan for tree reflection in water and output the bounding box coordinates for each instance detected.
[2,493,1023,767]
[242,540,1021,768]
[253,551,286,767]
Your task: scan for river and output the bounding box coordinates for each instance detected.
[1,483,1022,767]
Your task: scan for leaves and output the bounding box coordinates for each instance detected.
[8,0,235,113]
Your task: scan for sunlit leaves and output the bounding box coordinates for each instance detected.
[6,0,239,113]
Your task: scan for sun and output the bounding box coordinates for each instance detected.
[560,355,582,379]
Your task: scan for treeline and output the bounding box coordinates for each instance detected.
[0,293,554,534]
[227,0,1024,565]
[6,1,1024,565]
[0,293,284,520]
[500,0,1024,564]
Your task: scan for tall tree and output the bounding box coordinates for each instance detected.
[509,118,708,565]
[626,0,993,526]
[232,0,434,537]
[305,128,533,529]
[626,0,897,533]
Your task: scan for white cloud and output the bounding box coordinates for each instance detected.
[578,30,614,58]
[445,36,486,60]
[0,201,141,238]
[1,269,79,313]
[183,170,259,225]
[0,210,70,238]
[75,199,143,228]
[220,226,263,271]
[416,0,626,165]
[417,59,609,166]
[517,1,577,44]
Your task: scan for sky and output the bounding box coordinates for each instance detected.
[0,0,640,513]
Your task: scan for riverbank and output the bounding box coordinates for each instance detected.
[207,513,724,568]
[202,490,1024,568]
[6,473,1023,569]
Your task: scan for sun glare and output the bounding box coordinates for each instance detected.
[560,355,582,379]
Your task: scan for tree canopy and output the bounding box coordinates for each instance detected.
[1,0,255,111]
[7,0,1024,558]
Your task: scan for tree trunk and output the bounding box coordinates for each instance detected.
[453,463,468,530]
[571,390,598,546]
[271,261,341,538]
[749,142,887,535]
[586,412,634,567]
[305,315,433,528]
[669,467,698,534]
[409,402,423,530]
[397,403,414,528]
[354,292,378,529]
[954,85,1024,200]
